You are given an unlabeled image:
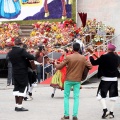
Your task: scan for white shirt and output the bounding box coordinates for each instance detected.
[75,39,85,53]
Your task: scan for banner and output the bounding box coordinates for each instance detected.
[0,0,75,21]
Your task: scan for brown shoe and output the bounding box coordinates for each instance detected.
[61,116,69,120]
[73,117,78,120]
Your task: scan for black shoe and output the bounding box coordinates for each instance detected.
[24,97,28,101]
[73,117,78,120]
[7,83,10,86]
[61,116,69,120]
[109,111,114,118]
[16,107,28,111]
[28,92,32,97]
[15,107,18,111]
[102,109,109,119]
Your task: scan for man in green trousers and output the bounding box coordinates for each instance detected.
[55,43,92,120]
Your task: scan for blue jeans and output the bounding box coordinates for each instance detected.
[37,65,43,82]
[64,81,81,117]
[44,64,52,73]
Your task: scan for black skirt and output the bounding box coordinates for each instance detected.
[13,73,29,93]
[97,80,118,98]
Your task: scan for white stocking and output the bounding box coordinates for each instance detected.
[110,100,116,112]
[100,98,107,109]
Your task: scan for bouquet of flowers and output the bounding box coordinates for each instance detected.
[92,35,104,45]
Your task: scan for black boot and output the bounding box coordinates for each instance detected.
[28,92,32,97]
[109,111,114,118]
[102,108,109,119]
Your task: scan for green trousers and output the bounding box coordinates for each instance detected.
[64,81,81,117]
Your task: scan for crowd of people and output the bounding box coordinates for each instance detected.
[4,35,120,120]
[1,19,120,120]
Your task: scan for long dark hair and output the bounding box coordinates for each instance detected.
[35,46,45,61]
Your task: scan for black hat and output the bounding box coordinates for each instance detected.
[14,38,22,45]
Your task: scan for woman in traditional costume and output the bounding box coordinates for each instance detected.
[0,0,21,19]
[50,48,69,98]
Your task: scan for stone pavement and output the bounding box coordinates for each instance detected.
[0,76,120,120]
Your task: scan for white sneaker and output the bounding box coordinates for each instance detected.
[27,97,33,101]
[24,96,33,101]
[32,83,37,87]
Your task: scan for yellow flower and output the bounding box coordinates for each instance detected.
[56,34,61,39]
[30,31,36,37]
[52,25,57,31]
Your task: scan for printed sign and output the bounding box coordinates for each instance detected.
[0,0,75,21]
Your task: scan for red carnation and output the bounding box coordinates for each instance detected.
[69,32,74,37]
[43,38,48,43]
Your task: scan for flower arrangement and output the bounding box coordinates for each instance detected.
[30,19,78,48]
[85,19,115,36]
[106,26,115,35]
[0,18,115,54]
[92,35,104,45]
[0,22,19,49]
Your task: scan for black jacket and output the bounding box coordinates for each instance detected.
[8,46,35,75]
[89,52,119,78]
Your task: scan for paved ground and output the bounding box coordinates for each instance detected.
[0,76,120,120]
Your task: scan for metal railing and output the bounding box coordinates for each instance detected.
[42,34,119,80]
[42,52,54,81]
[81,34,120,83]
[90,34,120,53]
